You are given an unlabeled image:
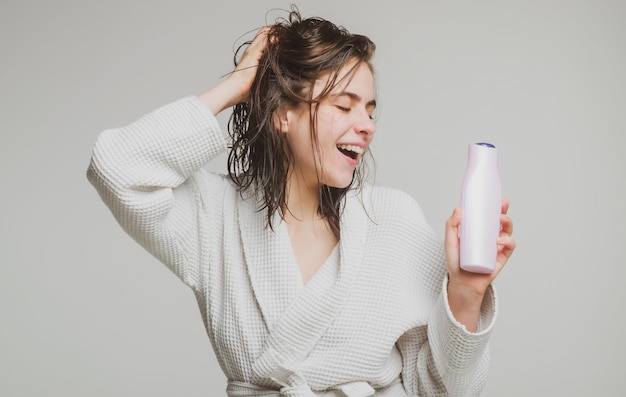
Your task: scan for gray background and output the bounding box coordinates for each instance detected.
[1,0,624,396]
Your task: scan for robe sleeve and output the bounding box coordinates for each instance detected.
[393,193,498,397]
[86,96,228,288]
[427,278,496,396]
[399,279,497,396]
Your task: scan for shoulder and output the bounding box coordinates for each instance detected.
[191,171,268,218]
[357,184,428,228]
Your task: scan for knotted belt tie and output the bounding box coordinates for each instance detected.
[226,379,402,397]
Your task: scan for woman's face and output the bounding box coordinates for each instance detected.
[284,61,377,189]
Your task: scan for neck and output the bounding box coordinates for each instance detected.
[284,172,320,223]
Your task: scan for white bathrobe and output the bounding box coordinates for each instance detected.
[87,96,497,397]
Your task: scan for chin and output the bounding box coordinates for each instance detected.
[328,182,351,190]
[325,174,356,190]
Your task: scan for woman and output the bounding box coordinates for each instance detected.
[87,8,515,397]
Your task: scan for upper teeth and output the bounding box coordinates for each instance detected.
[337,144,364,155]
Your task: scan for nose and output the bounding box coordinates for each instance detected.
[356,111,376,137]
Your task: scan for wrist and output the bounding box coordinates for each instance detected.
[198,78,246,116]
[447,276,487,301]
[446,278,487,332]
[448,281,485,308]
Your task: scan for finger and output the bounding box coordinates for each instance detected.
[445,207,461,231]
[444,208,462,274]
[236,27,270,71]
[497,235,516,260]
[250,26,270,48]
[246,36,268,61]
[500,213,513,235]
[501,197,510,215]
[444,207,461,249]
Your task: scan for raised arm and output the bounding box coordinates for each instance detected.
[86,28,269,287]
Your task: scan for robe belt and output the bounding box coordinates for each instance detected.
[226,379,401,397]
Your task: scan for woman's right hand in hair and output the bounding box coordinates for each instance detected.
[198,27,269,115]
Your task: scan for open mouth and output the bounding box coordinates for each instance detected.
[337,144,364,160]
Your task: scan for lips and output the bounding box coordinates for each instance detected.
[336,144,364,160]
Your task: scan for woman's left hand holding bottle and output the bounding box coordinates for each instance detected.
[444,198,516,332]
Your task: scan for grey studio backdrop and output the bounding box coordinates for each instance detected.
[1,1,624,396]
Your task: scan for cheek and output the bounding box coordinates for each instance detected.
[316,111,343,141]
[316,106,334,121]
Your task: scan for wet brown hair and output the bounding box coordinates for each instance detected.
[227,6,376,237]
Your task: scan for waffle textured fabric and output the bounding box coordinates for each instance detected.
[87,96,498,397]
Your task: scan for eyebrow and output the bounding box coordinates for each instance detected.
[334,91,377,109]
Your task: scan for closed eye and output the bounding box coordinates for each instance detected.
[337,105,375,120]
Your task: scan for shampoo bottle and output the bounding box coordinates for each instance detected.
[459,142,502,274]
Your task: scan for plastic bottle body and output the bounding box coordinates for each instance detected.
[460,143,502,273]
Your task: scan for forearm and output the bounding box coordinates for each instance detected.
[198,76,247,115]
[429,278,497,396]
